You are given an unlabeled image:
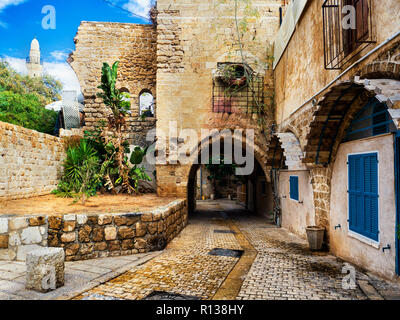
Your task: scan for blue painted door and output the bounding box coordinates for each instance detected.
[348,153,379,241]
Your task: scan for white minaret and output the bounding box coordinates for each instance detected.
[26,37,43,78]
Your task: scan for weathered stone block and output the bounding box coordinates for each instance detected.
[92,227,105,242]
[76,214,88,225]
[78,225,92,242]
[63,221,76,232]
[0,218,8,234]
[114,216,127,226]
[63,214,76,222]
[65,243,80,256]
[105,227,117,241]
[108,240,120,251]
[48,216,62,230]
[118,226,135,239]
[9,217,28,230]
[98,215,112,226]
[147,222,158,235]
[134,238,147,250]
[0,248,16,260]
[141,212,153,222]
[21,227,42,245]
[135,222,147,237]
[94,242,107,251]
[0,235,9,249]
[121,239,135,250]
[29,216,46,226]
[26,247,65,293]
[61,232,76,243]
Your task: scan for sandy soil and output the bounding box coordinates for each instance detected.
[0,194,178,216]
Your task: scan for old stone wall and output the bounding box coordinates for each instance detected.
[275,0,400,125]
[155,0,281,197]
[0,216,48,261]
[0,199,187,262]
[0,121,65,200]
[48,199,187,261]
[70,22,157,146]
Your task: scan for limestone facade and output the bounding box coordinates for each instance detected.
[0,199,187,262]
[69,22,157,146]
[0,121,65,200]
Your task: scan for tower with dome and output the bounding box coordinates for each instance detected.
[26,37,43,78]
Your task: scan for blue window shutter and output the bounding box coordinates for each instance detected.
[290,176,299,201]
[348,153,379,241]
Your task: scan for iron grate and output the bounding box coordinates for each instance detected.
[208,248,244,258]
[143,291,200,300]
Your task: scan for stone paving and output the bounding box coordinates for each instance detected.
[0,252,159,300]
[75,200,400,301]
[0,200,399,300]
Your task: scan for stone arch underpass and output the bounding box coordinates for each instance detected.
[296,76,400,236]
[185,129,278,218]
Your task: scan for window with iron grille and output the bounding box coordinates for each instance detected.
[323,0,375,70]
[212,63,264,115]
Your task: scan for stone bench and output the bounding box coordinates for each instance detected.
[26,247,65,293]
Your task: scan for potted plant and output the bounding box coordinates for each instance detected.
[305,226,325,251]
[217,64,248,88]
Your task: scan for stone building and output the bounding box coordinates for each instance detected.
[26,38,43,78]
[70,0,400,279]
[273,0,400,280]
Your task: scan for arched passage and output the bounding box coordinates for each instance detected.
[186,132,275,221]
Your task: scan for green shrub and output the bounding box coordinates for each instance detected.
[53,140,101,203]
[0,60,61,134]
[0,90,57,134]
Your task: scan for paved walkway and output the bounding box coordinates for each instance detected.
[0,200,399,300]
[75,200,400,300]
[0,252,160,300]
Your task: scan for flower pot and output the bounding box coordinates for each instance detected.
[306,226,325,251]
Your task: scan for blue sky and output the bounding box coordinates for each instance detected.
[0,0,154,98]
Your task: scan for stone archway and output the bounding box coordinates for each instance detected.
[302,76,400,241]
[186,130,270,215]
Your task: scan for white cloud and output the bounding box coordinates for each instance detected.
[122,0,154,18]
[0,0,26,11]
[0,0,28,28]
[50,50,69,62]
[3,56,83,100]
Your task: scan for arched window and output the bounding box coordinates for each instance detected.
[120,88,131,112]
[343,98,396,143]
[139,90,154,117]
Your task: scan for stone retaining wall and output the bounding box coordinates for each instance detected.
[0,121,65,200]
[0,199,187,262]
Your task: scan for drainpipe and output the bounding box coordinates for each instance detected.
[200,166,203,200]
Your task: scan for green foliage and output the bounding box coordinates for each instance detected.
[0,90,57,134]
[0,60,62,105]
[53,140,101,201]
[97,61,130,118]
[0,60,61,134]
[130,146,149,165]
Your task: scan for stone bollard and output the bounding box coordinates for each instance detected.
[26,247,65,293]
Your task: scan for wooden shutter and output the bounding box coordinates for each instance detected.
[355,0,369,42]
[348,153,379,241]
[290,176,299,201]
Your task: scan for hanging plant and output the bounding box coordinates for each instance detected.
[217,64,248,87]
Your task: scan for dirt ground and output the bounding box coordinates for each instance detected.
[0,194,178,216]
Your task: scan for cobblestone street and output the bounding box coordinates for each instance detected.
[76,200,400,301]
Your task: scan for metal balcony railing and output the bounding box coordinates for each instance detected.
[323,0,375,70]
[26,57,43,65]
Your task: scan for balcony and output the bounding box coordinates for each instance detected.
[323,0,375,70]
[26,57,43,65]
